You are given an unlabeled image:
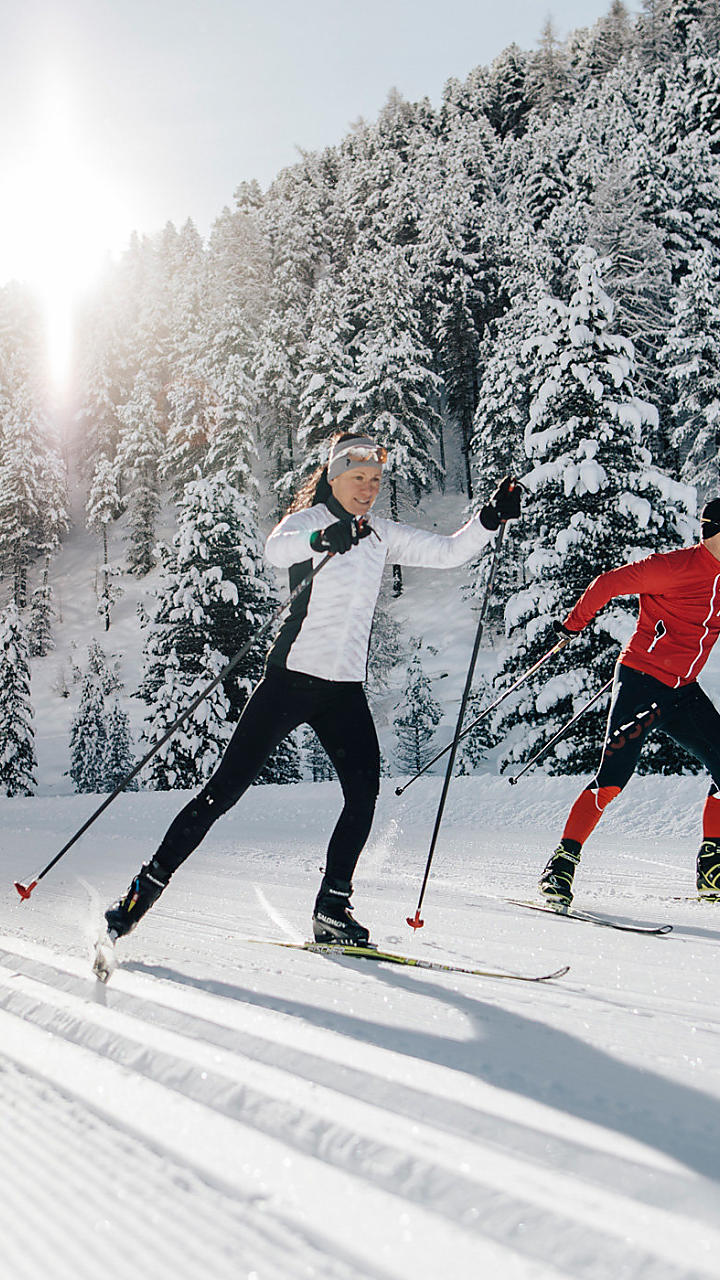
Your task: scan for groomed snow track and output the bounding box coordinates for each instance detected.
[1,931,719,1280]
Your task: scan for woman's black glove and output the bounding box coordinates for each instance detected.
[479,477,522,530]
[309,518,372,554]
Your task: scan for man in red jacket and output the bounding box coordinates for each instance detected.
[540,498,720,907]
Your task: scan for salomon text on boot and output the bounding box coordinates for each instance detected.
[539,841,581,909]
[697,839,720,900]
[104,857,171,940]
[312,876,370,946]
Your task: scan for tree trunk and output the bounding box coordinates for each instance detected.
[390,478,403,597]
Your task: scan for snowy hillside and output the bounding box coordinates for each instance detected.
[2,774,720,1279]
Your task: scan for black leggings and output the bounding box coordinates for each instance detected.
[154,665,381,883]
[595,664,720,793]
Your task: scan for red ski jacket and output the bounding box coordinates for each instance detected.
[563,543,720,688]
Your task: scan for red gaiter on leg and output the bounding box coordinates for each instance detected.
[563,785,622,846]
[702,793,720,839]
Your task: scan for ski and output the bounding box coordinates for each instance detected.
[248,939,570,983]
[92,933,117,984]
[508,899,672,935]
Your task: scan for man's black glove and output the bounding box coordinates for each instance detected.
[479,477,523,531]
[553,620,577,639]
[309,518,372,554]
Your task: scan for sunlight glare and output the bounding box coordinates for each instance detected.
[2,76,133,390]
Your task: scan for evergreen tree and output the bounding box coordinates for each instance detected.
[458,673,496,773]
[115,370,164,575]
[86,457,123,630]
[394,647,443,774]
[493,248,695,775]
[0,382,68,608]
[0,605,36,796]
[350,246,443,594]
[528,18,572,111]
[302,726,333,782]
[69,671,109,793]
[663,248,720,493]
[293,279,359,496]
[104,696,138,791]
[27,562,55,657]
[138,471,275,788]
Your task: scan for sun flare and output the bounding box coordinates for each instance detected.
[1,77,133,389]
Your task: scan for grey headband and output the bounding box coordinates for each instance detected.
[327,437,384,482]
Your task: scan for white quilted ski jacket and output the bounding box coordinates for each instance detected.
[264,504,494,682]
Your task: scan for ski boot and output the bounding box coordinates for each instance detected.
[538,841,581,909]
[696,839,720,900]
[312,876,370,946]
[104,856,171,939]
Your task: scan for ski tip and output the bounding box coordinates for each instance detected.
[14,880,37,901]
[406,912,424,930]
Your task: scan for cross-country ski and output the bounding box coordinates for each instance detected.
[507,900,673,936]
[248,937,570,982]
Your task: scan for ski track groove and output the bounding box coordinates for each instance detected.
[0,940,717,1280]
[0,1058,355,1280]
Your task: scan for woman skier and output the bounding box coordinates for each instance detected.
[103,433,522,947]
[540,497,720,907]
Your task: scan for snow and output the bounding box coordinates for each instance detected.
[1,773,720,1280]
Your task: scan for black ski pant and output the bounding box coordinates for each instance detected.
[564,664,720,848]
[153,664,380,884]
[594,664,720,792]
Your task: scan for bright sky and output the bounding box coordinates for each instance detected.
[1,0,640,383]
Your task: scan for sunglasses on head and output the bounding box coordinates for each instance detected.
[343,445,388,464]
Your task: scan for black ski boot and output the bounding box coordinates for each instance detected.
[539,841,581,909]
[312,876,370,946]
[697,839,720,900]
[104,857,171,939]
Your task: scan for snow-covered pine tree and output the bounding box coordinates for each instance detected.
[393,647,443,774]
[350,246,443,594]
[493,247,695,776]
[413,114,499,497]
[292,279,358,497]
[27,562,55,657]
[0,381,68,609]
[138,470,281,788]
[86,457,123,630]
[663,247,720,494]
[302,727,333,782]
[115,369,163,575]
[0,605,36,796]
[527,18,573,111]
[458,672,496,774]
[69,670,109,793]
[103,696,138,791]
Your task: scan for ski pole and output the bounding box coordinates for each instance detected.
[14,551,334,900]
[507,676,613,785]
[395,631,571,798]
[406,523,506,931]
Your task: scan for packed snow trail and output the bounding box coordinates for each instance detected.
[2,777,720,1278]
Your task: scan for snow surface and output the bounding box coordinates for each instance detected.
[2,774,720,1280]
[8,486,720,1277]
